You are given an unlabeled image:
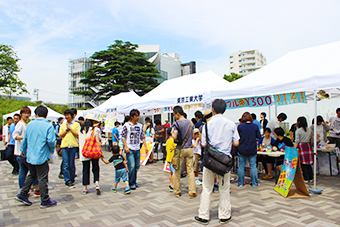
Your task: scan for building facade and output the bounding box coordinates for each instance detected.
[68,57,93,108]
[229,50,266,76]
[68,46,196,108]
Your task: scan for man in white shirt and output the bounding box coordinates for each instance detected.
[328,107,340,149]
[2,117,12,146]
[194,99,240,225]
[267,113,287,139]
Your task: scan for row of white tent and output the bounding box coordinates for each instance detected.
[91,41,340,115]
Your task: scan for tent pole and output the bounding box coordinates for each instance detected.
[313,90,317,189]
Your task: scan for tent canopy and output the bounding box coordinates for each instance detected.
[211,41,340,100]
[90,91,140,113]
[3,106,64,121]
[119,71,230,112]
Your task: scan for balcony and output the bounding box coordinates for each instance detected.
[239,53,255,59]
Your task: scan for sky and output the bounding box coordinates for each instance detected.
[1,0,340,104]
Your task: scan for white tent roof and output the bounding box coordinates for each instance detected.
[90,91,140,113]
[119,71,230,112]
[211,41,340,100]
[3,106,64,121]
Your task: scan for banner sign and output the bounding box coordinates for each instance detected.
[225,95,272,109]
[140,142,154,166]
[177,94,203,104]
[274,92,307,106]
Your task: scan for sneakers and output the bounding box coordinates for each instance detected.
[82,190,89,195]
[130,186,136,190]
[238,184,244,187]
[168,185,174,192]
[195,179,202,185]
[65,182,75,188]
[189,192,197,199]
[112,187,117,193]
[40,199,57,208]
[174,192,181,198]
[15,194,32,206]
[180,173,187,178]
[263,175,273,180]
[58,174,64,179]
[220,216,232,225]
[124,188,131,194]
[34,190,40,197]
[95,186,101,195]
[250,183,260,187]
[135,183,140,188]
[193,216,209,225]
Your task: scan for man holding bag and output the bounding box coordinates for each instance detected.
[172,106,196,199]
[194,99,240,225]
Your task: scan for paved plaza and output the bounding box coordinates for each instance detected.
[1,149,340,227]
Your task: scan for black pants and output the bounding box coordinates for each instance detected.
[301,164,313,181]
[21,161,49,202]
[59,160,63,175]
[257,155,268,174]
[6,145,19,172]
[82,159,100,186]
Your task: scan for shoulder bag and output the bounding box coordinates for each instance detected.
[202,122,233,176]
[172,122,193,170]
[82,129,102,159]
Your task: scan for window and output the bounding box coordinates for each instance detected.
[230,56,233,58]
[230,67,233,69]
[230,61,233,64]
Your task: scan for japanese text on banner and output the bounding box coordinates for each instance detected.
[224,95,272,110]
[274,92,307,106]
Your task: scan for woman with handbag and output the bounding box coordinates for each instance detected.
[79,114,102,195]
[237,112,261,187]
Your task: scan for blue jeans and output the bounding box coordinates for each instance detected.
[17,156,38,189]
[62,147,77,183]
[126,149,140,187]
[237,153,258,186]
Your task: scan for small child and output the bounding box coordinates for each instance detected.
[101,145,130,194]
[192,128,202,185]
[165,128,177,192]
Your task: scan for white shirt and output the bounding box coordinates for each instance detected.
[122,122,145,151]
[192,139,201,155]
[316,124,324,143]
[2,124,9,143]
[12,121,26,156]
[328,115,340,138]
[267,118,280,139]
[201,114,240,156]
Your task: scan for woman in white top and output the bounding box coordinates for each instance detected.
[310,115,330,144]
[79,114,101,195]
[13,106,39,193]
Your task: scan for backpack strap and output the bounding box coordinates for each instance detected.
[180,122,193,149]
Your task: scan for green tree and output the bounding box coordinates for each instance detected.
[223,72,243,82]
[0,44,28,98]
[73,40,161,101]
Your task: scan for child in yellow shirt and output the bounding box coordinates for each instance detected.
[166,128,177,192]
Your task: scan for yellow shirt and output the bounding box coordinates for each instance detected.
[166,137,177,163]
[59,121,80,148]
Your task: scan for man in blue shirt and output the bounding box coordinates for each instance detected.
[15,106,57,208]
[251,113,261,133]
[6,114,20,175]
[112,121,120,145]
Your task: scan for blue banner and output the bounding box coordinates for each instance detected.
[274,92,307,106]
[225,95,273,110]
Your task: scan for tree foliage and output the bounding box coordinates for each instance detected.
[73,40,161,101]
[0,44,28,97]
[223,73,243,82]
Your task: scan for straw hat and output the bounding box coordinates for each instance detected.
[85,113,100,126]
[203,110,213,122]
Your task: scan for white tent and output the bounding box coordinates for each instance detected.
[3,106,64,121]
[90,91,140,113]
[211,41,340,100]
[119,71,231,112]
[211,41,340,193]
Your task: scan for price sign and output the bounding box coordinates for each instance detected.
[225,95,272,110]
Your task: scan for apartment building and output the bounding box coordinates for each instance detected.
[229,50,266,76]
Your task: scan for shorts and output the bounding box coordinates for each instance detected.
[193,153,200,173]
[118,140,124,150]
[169,162,175,173]
[115,168,128,183]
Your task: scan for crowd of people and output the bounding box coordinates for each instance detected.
[2,103,340,225]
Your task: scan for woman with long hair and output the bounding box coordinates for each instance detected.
[79,114,101,195]
[294,116,314,183]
